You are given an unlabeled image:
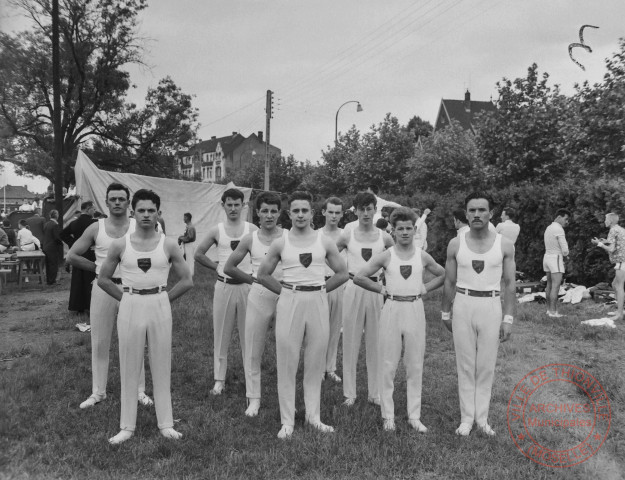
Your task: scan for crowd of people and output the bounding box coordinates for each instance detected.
[3,181,624,445]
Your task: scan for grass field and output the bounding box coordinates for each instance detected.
[0,267,623,479]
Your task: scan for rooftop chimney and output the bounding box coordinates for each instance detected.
[464,89,471,113]
[211,136,216,140]
[232,131,238,137]
[258,131,263,143]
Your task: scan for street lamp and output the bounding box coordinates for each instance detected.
[335,100,363,143]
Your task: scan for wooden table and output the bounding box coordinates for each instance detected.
[4,251,47,287]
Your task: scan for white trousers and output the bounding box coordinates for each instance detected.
[213,281,250,381]
[183,242,195,277]
[89,283,145,397]
[118,292,173,431]
[378,299,426,420]
[325,284,344,373]
[342,280,382,400]
[276,289,329,426]
[452,293,501,425]
[244,282,278,399]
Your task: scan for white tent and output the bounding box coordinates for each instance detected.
[74,151,252,257]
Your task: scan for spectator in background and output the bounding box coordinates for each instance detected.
[412,208,431,250]
[543,209,571,318]
[157,212,166,234]
[43,209,63,285]
[26,209,46,245]
[177,212,196,276]
[0,225,8,252]
[496,207,521,245]
[33,196,43,210]
[17,219,39,251]
[2,220,16,247]
[19,198,34,212]
[366,184,402,224]
[61,201,97,312]
[592,213,625,322]
[453,209,469,236]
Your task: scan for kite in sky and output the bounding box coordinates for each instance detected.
[569,24,599,71]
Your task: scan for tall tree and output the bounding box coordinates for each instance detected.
[224,154,312,194]
[475,63,569,185]
[405,115,433,142]
[0,0,198,183]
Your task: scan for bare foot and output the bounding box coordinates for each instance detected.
[160,428,183,440]
[109,430,133,445]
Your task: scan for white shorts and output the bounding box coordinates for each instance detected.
[543,254,565,274]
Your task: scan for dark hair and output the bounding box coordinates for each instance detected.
[555,208,571,219]
[184,212,192,221]
[221,188,244,203]
[503,206,517,222]
[2,219,10,227]
[453,209,468,224]
[353,192,377,210]
[375,218,389,230]
[49,209,59,220]
[18,219,27,227]
[131,189,161,210]
[106,182,130,201]
[255,192,282,210]
[389,207,417,227]
[288,191,313,208]
[367,184,379,195]
[323,196,343,211]
[81,201,94,211]
[464,191,495,210]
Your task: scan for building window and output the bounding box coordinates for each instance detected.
[216,166,221,180]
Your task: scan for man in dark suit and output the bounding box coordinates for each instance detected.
[26,208,46,245]
[61,201,97,311]
[43,210,63,285]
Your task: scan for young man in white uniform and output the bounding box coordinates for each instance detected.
[496,207,521,245]
[337,192,394,406]
[195,188,258,395]
[543,209,571,318]
[442,192,515,437]
[67,183,153,409]
[99,189,193,444]
[319,197,346,383]
[224,192,285,417]
[258,191,348,439]
[354,207,445,432]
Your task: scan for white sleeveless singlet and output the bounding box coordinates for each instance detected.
[251,229,286,280]
[281,231,326,286]
[346,228,385,275]
[385,247,424,296]
[217,222,252,277]
[456,231,503,291]
[94,218,136,276]
[120,233,170,289]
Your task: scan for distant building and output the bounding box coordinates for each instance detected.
[434,90,496,134]
[177,131,281,182]
[0,185,38,213]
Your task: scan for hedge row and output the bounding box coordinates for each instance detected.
[312,178,625,286]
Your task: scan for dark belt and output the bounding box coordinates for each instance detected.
[349,273,378,282]
[96,275,122,285]
[456,286,500,297]
[387,294,421,302]
[217,274,245,285]
[123,285,167,295]
[281,282,325,292]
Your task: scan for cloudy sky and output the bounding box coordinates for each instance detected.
[1,0,624,191]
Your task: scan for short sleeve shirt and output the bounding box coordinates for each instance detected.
[607,225,625,264]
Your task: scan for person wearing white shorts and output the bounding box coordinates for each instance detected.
[592,213,625,322]
[543,209,571,318]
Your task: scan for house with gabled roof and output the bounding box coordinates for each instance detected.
[434,90,496,134]
[0,184,38,213]
[177,131,281,182]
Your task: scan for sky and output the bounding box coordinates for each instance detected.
[1,0,624,189]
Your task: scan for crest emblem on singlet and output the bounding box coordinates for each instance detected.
[400,265,412,279]
[472,260,485,274]
[230,240,240,251]
[361,248,372,261]
[137,258,151,273]
[299,253,312,268]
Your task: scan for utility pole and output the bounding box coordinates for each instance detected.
[264,90,273,191]
[52,0,64,226]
